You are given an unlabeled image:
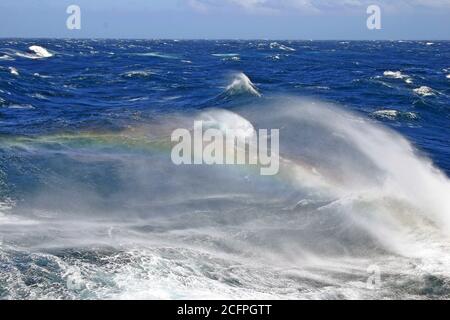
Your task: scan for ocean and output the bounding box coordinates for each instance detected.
[0,39,449,299]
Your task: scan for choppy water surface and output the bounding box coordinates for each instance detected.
[0,39,450,299]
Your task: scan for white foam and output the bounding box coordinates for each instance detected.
[383,70,414,84]
[372,109,418,120]
[33,73,51,78]
[122,70,152,78]
[279,44,295,51]
[225,72,261,97]
[28,45,53,58]
[383,70,407,79]
[127,96,149,102]
[31,93,48,100]
[413,86,434,96]
[7,104,35,109]
[372,109,399,120]
[0,54,14,61]
[2,98,450,299]
[134,52,177,59]
[8,67,19,76]
[15,46,53,60]
[212,53,239,57]
[270,42,295,51]
[15,52,41,59]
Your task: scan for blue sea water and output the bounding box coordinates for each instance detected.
[0,39,449,299]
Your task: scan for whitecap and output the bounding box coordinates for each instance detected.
[413,86,434,97]
[7,104,35,109]
[31,93,48,100]
[28,45,53,58]
[383,70,413,84]
[270,42,295,51]
[279,45,295,51]
[372,109,418,121]
[16,45,53,59]
[212,53,239,57]
[122,70,153,78]
[161,95,181,101]
[134,52,177,59]
[446,74,450,79]
[8,67,19,76]
[0,54,14,61]
[383,70,408,79]
[15,52,41,59]
[127,97,149,102]
[405,112,418,119]
[33,73,52,78]
[225,73,261,97]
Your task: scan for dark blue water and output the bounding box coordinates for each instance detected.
[1,39,449,171]
[0,39,450,299]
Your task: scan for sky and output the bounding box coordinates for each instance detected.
[0,0,449,39]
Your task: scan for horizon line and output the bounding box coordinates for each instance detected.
[1,37,449,41]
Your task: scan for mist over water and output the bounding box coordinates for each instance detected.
[1,39,450,299]
[1,97,450,299]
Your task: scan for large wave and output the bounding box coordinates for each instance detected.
[1,97,449,298]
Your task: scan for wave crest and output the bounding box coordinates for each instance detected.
[224,72,261,97]
[15,45,53,59]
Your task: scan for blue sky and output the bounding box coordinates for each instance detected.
[1,0,449,39]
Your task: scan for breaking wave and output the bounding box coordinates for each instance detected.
[8,67,19,76]
[15,45,53,59]
[133,52,178,59]
[1,97,450,299]
[28,45,53,58]
[0,54,14,61]
[383,70,413,84]
[121,70,153,78]
[414,86,435,96]
[223,72,261,97]
[270,42,295,51]
[371,109,418,121]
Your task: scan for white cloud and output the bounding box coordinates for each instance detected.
[187,0,210,13]
[185,0,450,14]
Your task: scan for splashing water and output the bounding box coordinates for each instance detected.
[225,73,261,97]
[1,97,449,299]
[1,39,450,299]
